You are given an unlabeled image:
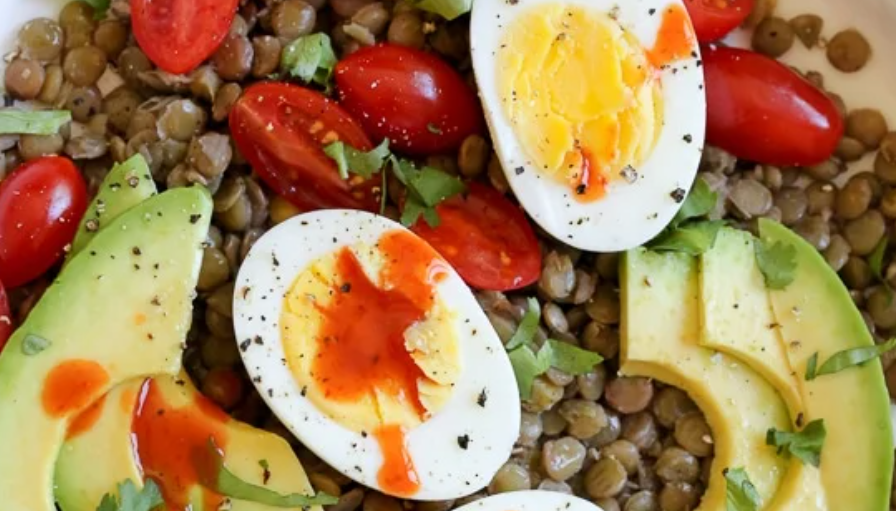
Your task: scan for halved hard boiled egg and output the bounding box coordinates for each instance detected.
[471,0,707,252]
[233,210,520,500]
[454,490,606,511]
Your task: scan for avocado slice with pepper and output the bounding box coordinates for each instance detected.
[55,374,321,511]
[0,187,212,511]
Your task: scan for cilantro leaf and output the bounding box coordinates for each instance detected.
[754,239,797,290]
[805,352,818,381]
[400,198,429,228]
[724,468,761,511]
[413,0,472,20]
[96,479,163,511]
[766,419,826,467]
[507,344,552,400]
[649,221,724,255]
[203,440,338,508]
[84,0,111,19]
[868,237,894,302]
[546,340,603,375]
[323,139,391,179]
[0,110,71,135]
[806,338,896,381]
[280,33,337,90]
[505,297,540,350]
[391,157,465,227]
[673,177,717,227]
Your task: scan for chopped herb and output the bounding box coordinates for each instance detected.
[723,467,761,511]
[280,33,337,91]
[505,297,541,350]
[391,156,465,227]
[324,138,391,180]
[806,338,896,380]
[649,221,724,256]
[805,352,818,380]
[22,334,51,356]
[868,237,894,302]
[0,110,71,136]
[754,239,797,290]
[671,177,717,227]
[84,0,111,19]
[203,440,338,507]
[766,419,826,467]
[427,123,443,134]
[412,0,472,20]
[507,343,553,400]
[96,479,163,511]
[548,340,603,375]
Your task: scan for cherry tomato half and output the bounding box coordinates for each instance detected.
[702,45,843,166]
[131,0,240,75]
[0,279,11,353]
[683,0,755,42]
[230,82,381,212]
[335,44,484,156]
[0,156,88,289]
[411,183,541,291]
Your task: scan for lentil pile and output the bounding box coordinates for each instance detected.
[2,1,895,511]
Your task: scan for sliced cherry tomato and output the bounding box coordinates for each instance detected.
[683,0,755,42]
[0,156,88,289]
[131,0,240,74]
[702,46,843,166]
[411,183,541,291]
[230,82,380,212]
[0,279,11,353]
[335,44,484,156]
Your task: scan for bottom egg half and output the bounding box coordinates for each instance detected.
[454,490,608,511]
[233,210,521,500]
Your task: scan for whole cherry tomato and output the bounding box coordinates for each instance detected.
[335,44,484,156]
[230,82,381,212]
[0,156,88,289]
[131,0,240,74]
[702,45,843,166]
[411,183,541,291]
[683,0,755,42]
[0,279,11,353]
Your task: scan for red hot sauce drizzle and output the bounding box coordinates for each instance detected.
[310,229,448,497]
[131,379,230,511]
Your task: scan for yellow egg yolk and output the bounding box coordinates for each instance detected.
[280,230,462,434]
[496,3,665,202]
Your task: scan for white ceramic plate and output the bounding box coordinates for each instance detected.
[1,0,894,444]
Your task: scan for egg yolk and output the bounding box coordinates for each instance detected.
[280,229,461,430]
[497,3,666,201]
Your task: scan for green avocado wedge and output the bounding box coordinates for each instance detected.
[0,187,212,511]
[69,155,158,258]
[758,218,893,511]
[56,374,323,511]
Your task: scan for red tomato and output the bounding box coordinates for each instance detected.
[335,44,484,156]
[0,279,11,352]
[230,82,381,212]
[411,183,541,291]
[683,0,755,42]
[0,156,88,289]
[702,45,843,166]
[131,0,240,75]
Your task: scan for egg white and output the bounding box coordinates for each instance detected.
[232,210,521,500]
[454,490,607,511]
[471,0,707,252]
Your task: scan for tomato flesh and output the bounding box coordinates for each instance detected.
[702,45,843,166]
[0,156,88,289]
[335,44,484,156]
[230,82,381,212]
[131,0,240,74]
[411,183,541,291]
[683,0,755,42]
[0,280,11,353]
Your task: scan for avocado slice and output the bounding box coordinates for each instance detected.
[621,248,789,508]
[0,187,212,511]
[758,218,893,511]
[69,154,158,258]
[699,227,804,417]
[56,374,320,511]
